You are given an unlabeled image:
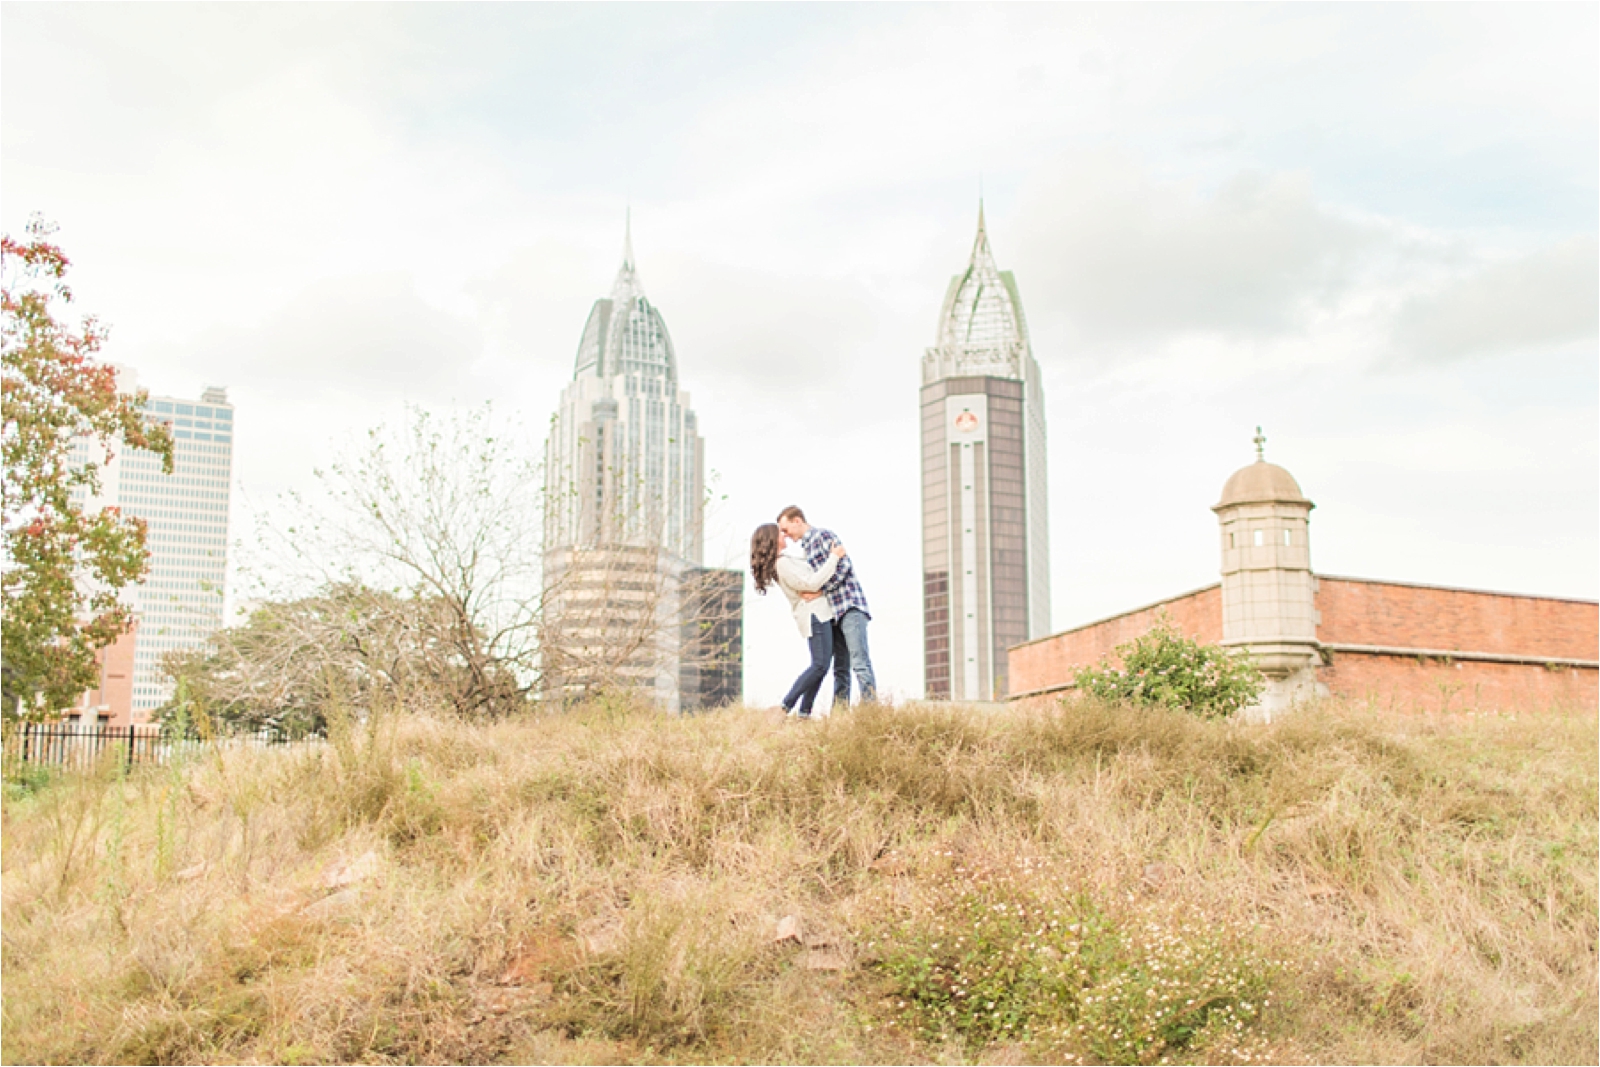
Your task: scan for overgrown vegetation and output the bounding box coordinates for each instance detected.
[1074,619,1264,718]
[871,865,1275,1062]
[3,697,1594,1065]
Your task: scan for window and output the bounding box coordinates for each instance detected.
[1253,529,1264,547]
[1283,529,1291,546]
[1229,532,1236,548]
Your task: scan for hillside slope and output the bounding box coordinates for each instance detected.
[3,698,1595,1065]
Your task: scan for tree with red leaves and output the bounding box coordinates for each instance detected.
[2,218,173,718]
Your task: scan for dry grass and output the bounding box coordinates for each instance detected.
[2,696,1594,1065]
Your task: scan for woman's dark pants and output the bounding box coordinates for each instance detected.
[781,615,834,716]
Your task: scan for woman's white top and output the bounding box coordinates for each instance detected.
[776,549,840,638]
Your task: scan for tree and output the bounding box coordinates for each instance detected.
[1073,617,1264,719]
[161,583,509,736]
[252,404,546,719]
[1,218,173,718]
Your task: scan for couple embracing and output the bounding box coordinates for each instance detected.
[749,506,876,719]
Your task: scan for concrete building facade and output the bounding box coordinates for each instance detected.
[1010,436,1597,716]
[921,206,1050,701]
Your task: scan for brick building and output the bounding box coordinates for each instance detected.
[65,623,139,727]
[1010,436,1597,717]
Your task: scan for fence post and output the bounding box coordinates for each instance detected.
[125,726,134,770]
[22,721,32,765]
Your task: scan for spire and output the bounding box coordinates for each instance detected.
[968,197,994,268]
[1253,426,1266,462]
[610,209,643,305]
[622,206,635,271]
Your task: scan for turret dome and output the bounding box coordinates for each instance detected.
[1213,429,1313,510]
[1215,460,1311,509]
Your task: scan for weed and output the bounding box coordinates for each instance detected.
[869,854,1278,1062]
[1,698,1593,1065]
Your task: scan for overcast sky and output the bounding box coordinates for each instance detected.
[4,3,1596,706]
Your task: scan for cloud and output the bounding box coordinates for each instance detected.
[1012,153,1381,347]
[167,271,485,401]
[465,237,609,373]
[650,255,877,401]
[1390,236,1598,362]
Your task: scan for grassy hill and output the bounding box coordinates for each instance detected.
[3,697,1595,1065]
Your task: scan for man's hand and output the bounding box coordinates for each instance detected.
[799,591,823,602]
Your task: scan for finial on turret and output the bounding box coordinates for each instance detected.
[1253,426,1266,462]
[622,206,635,270]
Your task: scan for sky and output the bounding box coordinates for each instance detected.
[4,3,1596,708]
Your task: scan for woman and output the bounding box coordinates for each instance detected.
[750,522,847,719]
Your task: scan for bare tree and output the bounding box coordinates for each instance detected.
[247,404,547,718]
[161,583,491,734]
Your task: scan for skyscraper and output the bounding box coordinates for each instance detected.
[543,220,741,711]
[921,205,1050,701]
[71,368,234,720]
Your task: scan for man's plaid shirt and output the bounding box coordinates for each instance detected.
[803,526,870,619]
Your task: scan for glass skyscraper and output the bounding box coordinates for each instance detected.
[921,205,1050,701]
[545,222,704,562]
[543,221,740,711]
[72,368,234,719]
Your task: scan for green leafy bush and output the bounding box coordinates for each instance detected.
[1074,618,1264,719]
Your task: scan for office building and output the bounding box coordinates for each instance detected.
[921,205,1051,701]
[543,221,741,711]
[71,368,234,721]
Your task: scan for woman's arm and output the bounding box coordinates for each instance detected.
[777,548,843,593]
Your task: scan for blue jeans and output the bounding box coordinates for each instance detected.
[832,607,876,704]
[781,615,833,716]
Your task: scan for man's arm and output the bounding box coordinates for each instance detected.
[811,528,851,589]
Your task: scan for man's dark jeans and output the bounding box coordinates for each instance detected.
[781,615,833,716]
[831,607,876,705]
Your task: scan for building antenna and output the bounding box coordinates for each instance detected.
[623,204,635,270]
[1253,426,1266,461]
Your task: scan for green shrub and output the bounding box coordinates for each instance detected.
[1074,618,1264,719]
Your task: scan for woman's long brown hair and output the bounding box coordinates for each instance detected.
[750,523,780,594]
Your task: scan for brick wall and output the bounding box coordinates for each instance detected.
[67,624,138,726]
[1008,575,1596,710]
[1316,577,1597,661]
[1008,585,1221,698]
[1319,651,1597,712]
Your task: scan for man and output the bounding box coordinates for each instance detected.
[775,505,876,706]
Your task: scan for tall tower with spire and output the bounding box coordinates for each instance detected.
[920,204,1051,701]
[546,215,703,561]
[544,220,739,712]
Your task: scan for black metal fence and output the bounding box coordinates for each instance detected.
[2,722,301,776]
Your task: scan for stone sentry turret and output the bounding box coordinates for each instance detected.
[1212,429,1327,720]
